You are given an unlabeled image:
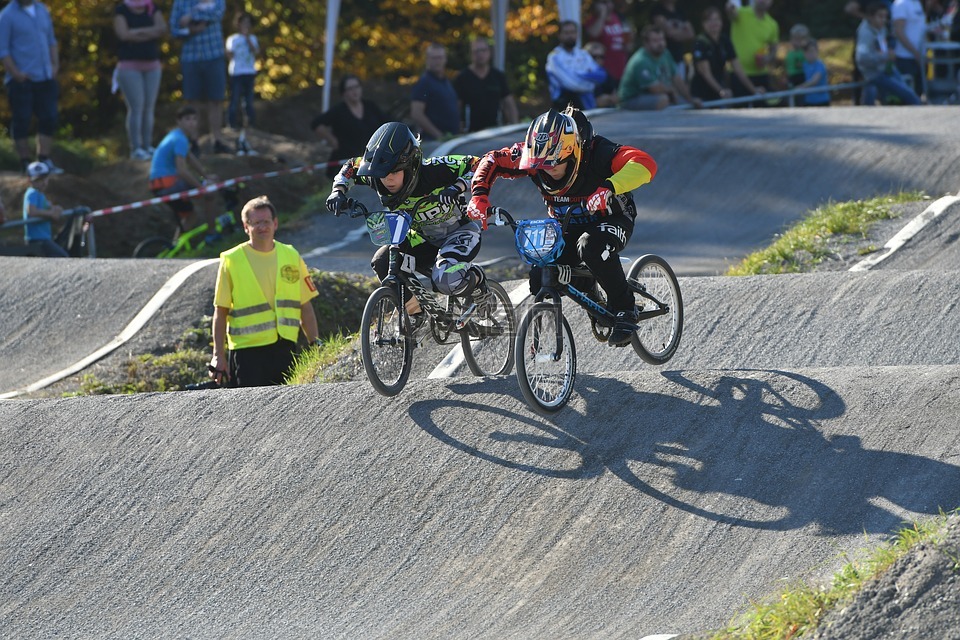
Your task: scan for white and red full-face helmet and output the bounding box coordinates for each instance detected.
[519,108,582,195]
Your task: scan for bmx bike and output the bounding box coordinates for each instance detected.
[0,206,95,258]
[132,185,243,258]
[339,196,517,396]
[491,207,683,415]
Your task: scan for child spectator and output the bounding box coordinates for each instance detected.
[22,161,67,257]
[798,39,831,106]
[225,11,259,156]
[785,23,811,104]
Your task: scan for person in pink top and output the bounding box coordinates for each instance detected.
[113,0,167,160]
[584,0,634,82]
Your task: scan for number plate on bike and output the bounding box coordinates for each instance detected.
[515,218,565,266]
[366,211,412,246]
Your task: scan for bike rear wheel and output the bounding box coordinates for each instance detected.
[514,301,576,415]
[133,236,174,258]
[627,254,683,365]
[461,280,516,377]
[360,286,413,396]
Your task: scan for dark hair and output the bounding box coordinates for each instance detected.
[641,25,665,42]
[176,106,198,120]
[865,1,889,16]
[241,196,277,220]
[235,11,253,28]
[701,6,722,22]
[339,74,361,94]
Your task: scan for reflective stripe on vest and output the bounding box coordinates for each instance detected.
[222,242,303,349]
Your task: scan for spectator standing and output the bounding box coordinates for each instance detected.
[170,0,229,153]
[584,0,633,82]
[22,160,66,257]
[650,0,696,81]
[453,37,519,132]
[0,0,63,175]
[149,106,220,242]
[114,0,167,161]
[209,195,320,388]
[225,11,259,156]
[796,39,831,106]
[312,74,387,178]
[619,25,700,110]
[410,43,459,141]
[726,0,780,97]
[584,42,620,106]
[691,6,762,102]
[856,2,921,104]
[891,0,929,97]
[546,20,607,110]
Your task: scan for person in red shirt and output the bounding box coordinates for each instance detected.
[468,107,658,346]
[584,0,634,82]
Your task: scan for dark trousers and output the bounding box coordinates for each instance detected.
[228,338,297,387]
[7,78,59,139]
[529,213,636,312]
[228,73,256,129]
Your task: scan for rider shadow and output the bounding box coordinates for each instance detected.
[413,372,960,535]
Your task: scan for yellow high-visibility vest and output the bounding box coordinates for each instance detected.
[222,242,302,350]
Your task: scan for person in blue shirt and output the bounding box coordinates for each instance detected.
[0,0,63,175]
[170,0,228,153]
[797,39,831,106]
[409,43,460,141]
[22,160,67,257]
[149,106,220,242]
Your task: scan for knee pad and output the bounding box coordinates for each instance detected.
[577,232,616,264]
[433,262,479,296]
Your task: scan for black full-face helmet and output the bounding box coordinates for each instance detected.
[357,122,423,208]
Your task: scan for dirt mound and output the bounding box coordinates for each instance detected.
[810,516,960,640]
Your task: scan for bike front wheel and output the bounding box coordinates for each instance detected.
[514,301,576,415]
[360,286,413,396]
[627,254,683,365]
[461,280,516,377]
[133,236,174,258]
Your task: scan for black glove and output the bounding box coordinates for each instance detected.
[437,185,463,206]
[325,190,347,214]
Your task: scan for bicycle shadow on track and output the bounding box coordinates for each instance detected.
[410,370,960,535]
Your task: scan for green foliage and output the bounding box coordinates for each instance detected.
[70,348,209,395]
[710,513,956,639]
[285,333,359,385]
[726,192,925,276]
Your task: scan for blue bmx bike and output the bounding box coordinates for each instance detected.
[491,207,683,415]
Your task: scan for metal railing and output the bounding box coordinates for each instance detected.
[667,81,868,110]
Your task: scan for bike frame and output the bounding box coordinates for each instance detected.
[504,208,671,353]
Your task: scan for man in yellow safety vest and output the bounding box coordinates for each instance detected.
[209,195,320,387]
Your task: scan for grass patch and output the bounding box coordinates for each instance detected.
[726,191,925,275]
[708,513,955,639]
[67,348,210,395]
[285,333,360,384]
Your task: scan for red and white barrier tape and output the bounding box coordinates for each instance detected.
[85,158,345,220]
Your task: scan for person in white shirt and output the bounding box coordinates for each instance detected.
[891,0,929,96]
[545,20,607,110]
[225,10,259,155]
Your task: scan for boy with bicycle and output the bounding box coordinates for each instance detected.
[468,106,658,346]
[324,121,487,318]
[22,160,68,257]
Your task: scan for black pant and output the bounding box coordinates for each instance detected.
[529,213,636,312]
[229,339,297,387]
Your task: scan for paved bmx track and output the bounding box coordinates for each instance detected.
[2,108,960,639]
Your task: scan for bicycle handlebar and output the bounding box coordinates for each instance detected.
[0,206,92,230]
[338,194,451,219]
